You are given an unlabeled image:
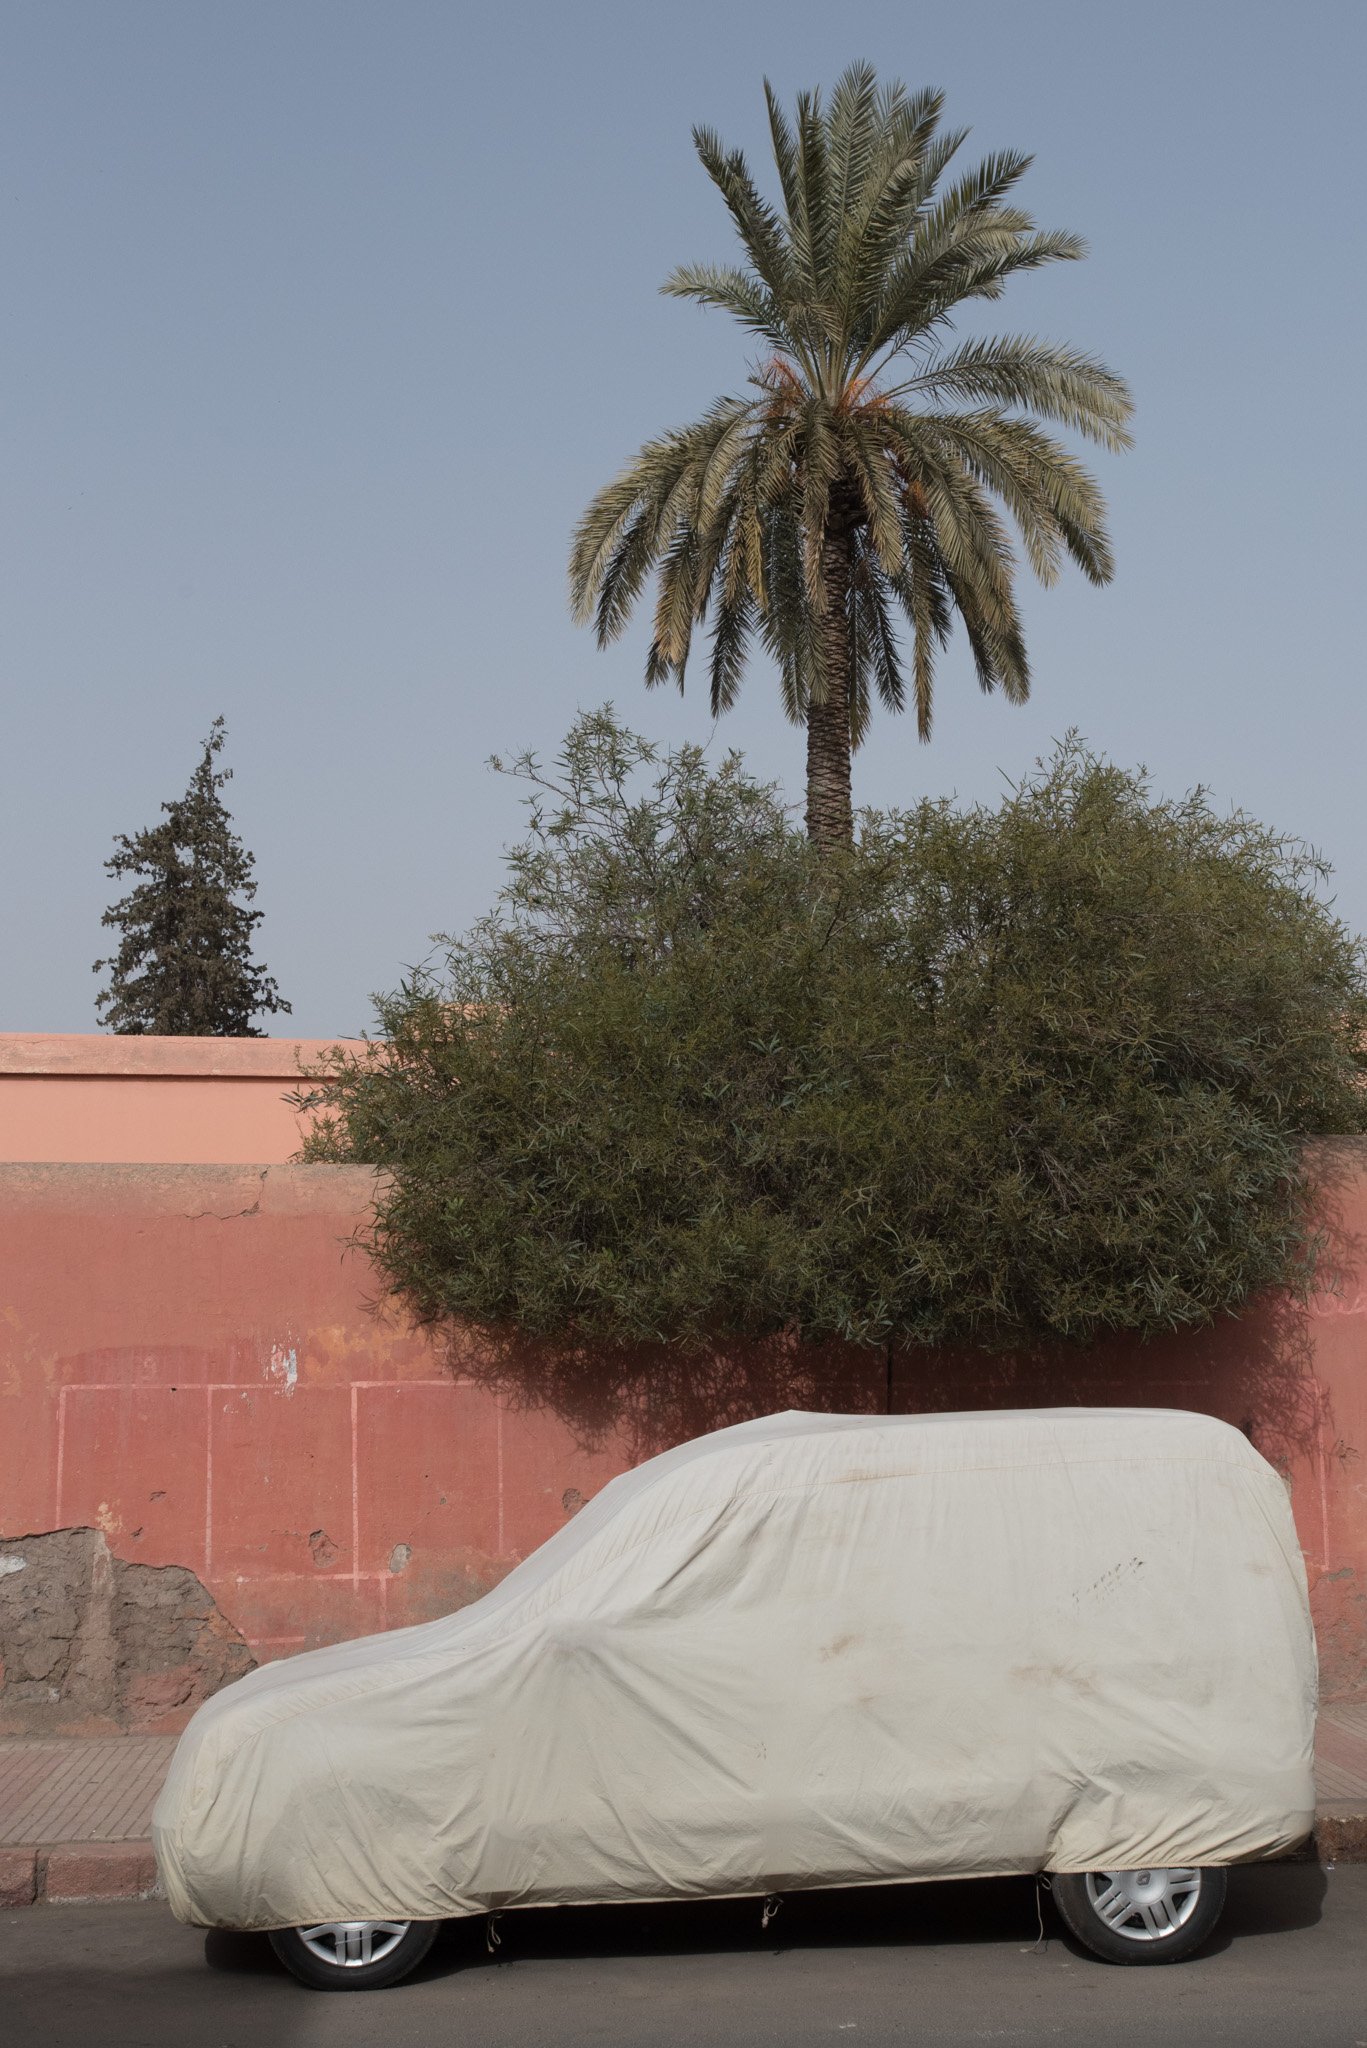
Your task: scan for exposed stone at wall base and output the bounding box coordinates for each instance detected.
[0,1527,255,1736]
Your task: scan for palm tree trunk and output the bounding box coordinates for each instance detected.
[804,495,857,851]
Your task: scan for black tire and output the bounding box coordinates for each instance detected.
[267,1918,440,1991]
[1050,1865,1227,1964]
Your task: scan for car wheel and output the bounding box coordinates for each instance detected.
[267,1919,439,1991]
[1050,1865,1227,1964]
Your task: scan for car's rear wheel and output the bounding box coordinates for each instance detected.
[267,1918,439,1990]
[1050,1865,1227,1963]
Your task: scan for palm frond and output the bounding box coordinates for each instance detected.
[650,521,704,678]
[852,542,907,718]
[691,125,797,311]
[844,410,905,576]
[569,463,668,626]
[660,263,790,349]
[758,494,817,722]
[846,570,872,747]
[592,503,669,645]
[709,564,757,715]
[571,403,753,640]
[907,447,1022,646]
[694,404,756,533]
[896,514,953,738]
[839,119,961,327]
[890,335,1134,450]
[727,456,767,611]
[825,62,883,239]
[913,148,1035,259]
[857,227,1087,367]
[915,409,1116,584]
[794,84,833,303]
[762,78,804,230]
[571,433,697,629]
[799,404,840,609]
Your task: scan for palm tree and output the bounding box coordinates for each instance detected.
[570,65,1133,850]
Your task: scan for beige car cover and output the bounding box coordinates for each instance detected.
[154,1407,1317,1930]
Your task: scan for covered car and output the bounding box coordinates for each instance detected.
[154,1406,1317,1985]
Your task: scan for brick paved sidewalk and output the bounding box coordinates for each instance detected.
[1314,1698,1367,1808]
[3,1707,1366,1907]
[0,1735,174,1907]
[0,1735,175,1849]
[1313,1703,1367,1883]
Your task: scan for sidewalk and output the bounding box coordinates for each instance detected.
[4,1708,1367,1907]
[0,1735,173,1906]
[1313,1696,1367,1860]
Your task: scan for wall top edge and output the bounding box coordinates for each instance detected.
[0,1033,359,1079]
[0,1160,386,1209]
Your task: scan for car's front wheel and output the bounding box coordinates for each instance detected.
[1050,1865,1227,1964]
[267,1919,439,1991]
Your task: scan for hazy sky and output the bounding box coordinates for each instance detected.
[3,1,1364,1037]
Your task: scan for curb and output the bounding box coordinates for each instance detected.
[1315,1804,1367,1865]
[4,1817,1366,1908]
[1,1842,160,1907]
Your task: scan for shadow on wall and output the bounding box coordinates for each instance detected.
[435,1145,1365,1482]
[893,1282,1330,1478]
[439,1288,1328,1472]
[440,1323,889,1465]
[925,1147,1367,1485]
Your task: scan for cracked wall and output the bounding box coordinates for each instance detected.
[0,1526,255,1735]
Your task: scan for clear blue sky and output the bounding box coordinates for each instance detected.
[3,1,1364,1036]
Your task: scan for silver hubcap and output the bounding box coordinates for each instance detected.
[1083,1868,1202,1942]
[295,1921,412,1969]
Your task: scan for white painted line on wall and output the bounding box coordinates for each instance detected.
[50,1377,469,1392]
[226,1569,393,1584]
[351,1383,360,1588]
[41,1378,484,1559]
[204,1385,214,1579]
[496,1402,505,1556]
[53,1385,66,1527]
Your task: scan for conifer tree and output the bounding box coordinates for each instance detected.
[93,718,291,1036]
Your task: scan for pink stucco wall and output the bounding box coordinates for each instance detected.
[0,1160,882,1732]
[0,1033,343,1164]
[0,1036,1363,1727]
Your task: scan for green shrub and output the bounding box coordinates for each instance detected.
[301,710,1367,1351]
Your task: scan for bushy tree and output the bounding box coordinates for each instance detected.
[301,711,1367,1353]
[571,64,1132,849]
[94,718,290,1036]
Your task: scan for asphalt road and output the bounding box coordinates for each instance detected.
[4,1866,1366,2048]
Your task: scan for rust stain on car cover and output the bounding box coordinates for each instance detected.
[1011,1663,1100,1698]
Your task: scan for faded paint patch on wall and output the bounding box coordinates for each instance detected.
[0,1526,255,1736]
